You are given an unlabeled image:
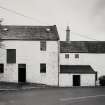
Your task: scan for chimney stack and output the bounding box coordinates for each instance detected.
[66,26,70,42]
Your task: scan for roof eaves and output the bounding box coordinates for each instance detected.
[60,65,96,74]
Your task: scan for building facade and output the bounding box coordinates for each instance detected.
[59,27,105,87]
[0,25,59,86]
[0,25,105,87]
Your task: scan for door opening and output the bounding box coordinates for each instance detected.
[73,75,80,86]
[18,64,26,83]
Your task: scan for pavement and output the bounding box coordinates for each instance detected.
[0,82,105,91]
[0,82,104,91]
[0,82,50,91]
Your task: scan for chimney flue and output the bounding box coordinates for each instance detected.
[66,26,70,42]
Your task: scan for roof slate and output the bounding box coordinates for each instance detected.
[0,25,59,41]
[60,65,96,74]
[60,41,105,53]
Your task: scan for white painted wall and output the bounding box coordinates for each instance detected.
[81,74,95,86]
[59,74,72,87]
[0,40,59,86]
[60,53,105,77]
[59,74,95,87]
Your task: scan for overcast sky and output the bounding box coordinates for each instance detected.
[0,0,105,41]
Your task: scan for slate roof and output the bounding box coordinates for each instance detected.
[0,25,59,41]
[60,41,105,53]
[60,65,96,74]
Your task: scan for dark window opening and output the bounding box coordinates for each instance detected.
[65,54,69,59]
[7,49,16,63]
[0,64,4,73]
[75,54,79,59]
[40,63,46,73]
[40,41,46,51]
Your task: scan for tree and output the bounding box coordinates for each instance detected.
[99,75,105,86]
[0,18,3,48]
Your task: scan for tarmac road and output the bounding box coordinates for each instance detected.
[0,87,105,105]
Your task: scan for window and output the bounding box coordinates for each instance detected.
[40,63,46,73]
[0,64,4,73]
[7,49,16,63]
[40,41,46,51]
[95,72,98,81]
[65,54,69,59]
[75,54,79,59]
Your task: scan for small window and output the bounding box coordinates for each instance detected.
[7,49,16,63]
[40,41,46,51]
[65,54,69,59]
[0,64,4,73]
[40,63,46,73]
[75,54,79,59]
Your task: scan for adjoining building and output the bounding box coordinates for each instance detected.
[59,65,96,86]
[59,26,105,86]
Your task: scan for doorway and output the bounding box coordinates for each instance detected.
[73,75,80,86]
[18,64,26,83]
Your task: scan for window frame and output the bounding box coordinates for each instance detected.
[65,54,69,59]
[0,64,4,73]
[40,63,46,73]
[75,54,79,59]
[40,41,46,51]
[7,49,16,63]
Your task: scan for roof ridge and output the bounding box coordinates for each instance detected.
[2,25,56,27]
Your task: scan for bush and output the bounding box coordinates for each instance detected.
[99,75,105,86]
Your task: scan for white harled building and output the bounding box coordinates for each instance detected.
[0,25,59,86]
[0,24,105,87]
[59,26,105,87]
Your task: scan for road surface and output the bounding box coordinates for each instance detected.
[0,87,105,105]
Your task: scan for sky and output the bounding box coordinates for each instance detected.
[0,0,105,41]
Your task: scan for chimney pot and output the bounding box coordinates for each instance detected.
[66,26,70,42]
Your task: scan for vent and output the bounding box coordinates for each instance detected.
[46,28,50,32]
[3,28,8,31]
